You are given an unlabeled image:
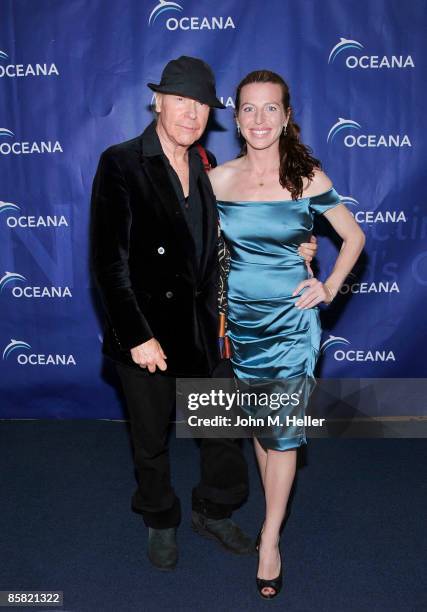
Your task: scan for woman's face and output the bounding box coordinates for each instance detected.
[237,82,290,151]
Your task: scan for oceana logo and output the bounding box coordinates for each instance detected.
[0,48,59,78]
[0,271,72,299]
[321,335,395,362]
[338,272,400,295]
[320,335,350,353]
[149,0,183,24]
[0,128,63,156]
[339,194,407,224]
[0,200,20,215]
[0,272,26,291]
[327,118,361,143]
[148,0,235,30]
[328,38,364,63]
[327,118,411,148]
[2,338,76,366]
[339,195,359,208]
[0,201,69,228]
[328,38,415,69]
[2,339,31,360]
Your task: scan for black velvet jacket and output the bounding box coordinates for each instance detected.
[90,122,220,377]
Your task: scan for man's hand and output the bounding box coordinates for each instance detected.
[297,235,317,263]
[130,338,167,373]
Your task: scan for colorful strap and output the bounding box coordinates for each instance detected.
[196,143,232,360]
[196,143,212,172]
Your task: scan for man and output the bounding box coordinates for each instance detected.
[90,56,316,570]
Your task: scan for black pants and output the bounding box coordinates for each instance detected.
[116,363,249,529]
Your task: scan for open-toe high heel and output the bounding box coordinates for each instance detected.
[256,533,283,600]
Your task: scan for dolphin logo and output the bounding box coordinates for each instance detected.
[3,339,31,360]
[339,195,359,207]
[149,0,183,25]
[0,50,8,60]
[0,128,14,139]
[327,118,361,143]
[328,38,364,64]
[0,272,26,292]
[0,201,20,214]
[320,335,350,354]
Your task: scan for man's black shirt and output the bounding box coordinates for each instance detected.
[142,122,204,268]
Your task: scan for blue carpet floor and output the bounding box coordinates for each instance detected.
[0,421,425,611]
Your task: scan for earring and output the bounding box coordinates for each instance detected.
[283,124,287,136]
[237,124,241,136]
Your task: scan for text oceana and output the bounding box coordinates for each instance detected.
[0,63,59,78]
[11,286,72,298]
[16,353,76,366]
[0,141,63,155]
[6,215,69,228]
[345,55,414,69]
[166,16,235,30]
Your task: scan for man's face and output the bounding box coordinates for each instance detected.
[155,93,210,147]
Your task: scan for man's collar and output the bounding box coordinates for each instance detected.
[141,121,164,157]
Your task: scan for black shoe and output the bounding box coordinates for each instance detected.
[147,527,178,571]
[256,536,283,600]
[256,570,283,600]
[191,510,256,555]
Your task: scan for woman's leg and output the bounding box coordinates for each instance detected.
[256,444,297,596]
[254,437,267,486]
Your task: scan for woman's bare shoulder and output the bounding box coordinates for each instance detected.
[304,168,333,197]
[208,158,243,196]
[209,158,242,177]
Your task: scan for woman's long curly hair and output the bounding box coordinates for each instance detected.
[235,70,321,200]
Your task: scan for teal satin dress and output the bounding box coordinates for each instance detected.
[217,188,341,451]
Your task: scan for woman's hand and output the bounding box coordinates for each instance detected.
[297,236,317,278]
[297,235,317,263]
[292,278,334,309]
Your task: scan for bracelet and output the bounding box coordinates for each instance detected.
[324,283,335,304]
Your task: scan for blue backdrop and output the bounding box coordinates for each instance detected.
[1,0,426,418]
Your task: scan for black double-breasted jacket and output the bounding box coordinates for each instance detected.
[90,122,220,377]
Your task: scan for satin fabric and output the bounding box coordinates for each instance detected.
[217,188,341,450]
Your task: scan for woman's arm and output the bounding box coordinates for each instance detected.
[293,204,365,309]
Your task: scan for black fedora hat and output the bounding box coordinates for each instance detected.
[148,56,225,109]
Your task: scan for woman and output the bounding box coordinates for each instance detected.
[209,70,365,599]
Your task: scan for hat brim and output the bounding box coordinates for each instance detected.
[148,83,225,109]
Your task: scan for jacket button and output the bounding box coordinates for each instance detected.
[157,247,165,255]
[165,291,174,299]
